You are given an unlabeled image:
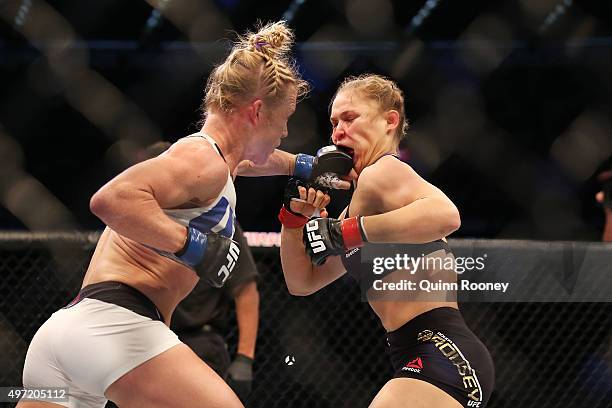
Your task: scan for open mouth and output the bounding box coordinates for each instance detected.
[336,145,355,159]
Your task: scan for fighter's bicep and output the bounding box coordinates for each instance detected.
[132,147,227,209]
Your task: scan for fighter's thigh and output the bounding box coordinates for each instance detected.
[369,378,462,408]
[105,344,243,408]
[16,402,65,408]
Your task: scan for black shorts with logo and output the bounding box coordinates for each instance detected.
[387,307,495,407]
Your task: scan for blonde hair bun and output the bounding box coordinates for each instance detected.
[244,21,295,59]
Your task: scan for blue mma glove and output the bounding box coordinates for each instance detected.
[159,226,240,288]
[293,145,353,189]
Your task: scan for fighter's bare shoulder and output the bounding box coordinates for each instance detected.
[358,155,417,191]
[355,155,427,209]
[158,138,230,200]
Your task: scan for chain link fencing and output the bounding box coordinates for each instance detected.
[0,233,610,408]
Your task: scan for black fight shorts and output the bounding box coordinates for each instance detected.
[387,307,495,407]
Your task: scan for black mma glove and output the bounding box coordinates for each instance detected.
[226,353,253,402]
[278,178,311,228]
[303,216,368,265]
[158,226,240,288]
[293,145,353,189]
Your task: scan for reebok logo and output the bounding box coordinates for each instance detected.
[401,357,423,373]
[345,247,360,258]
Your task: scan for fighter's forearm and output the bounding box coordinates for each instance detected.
[363,196,461,244]
[234,281,259,359]
[280,226,318,295]
[90,185,186,253]
[236,149,296,177]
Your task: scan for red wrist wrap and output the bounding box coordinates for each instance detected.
[278,206,309,228]
[341,216,365,249]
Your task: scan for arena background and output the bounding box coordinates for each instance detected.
[1,1,611,407]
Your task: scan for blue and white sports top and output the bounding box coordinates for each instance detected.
[163,133,236,239]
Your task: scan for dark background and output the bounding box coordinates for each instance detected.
[1,0,611,239]
[1,3,611,408]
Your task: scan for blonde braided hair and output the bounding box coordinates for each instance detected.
[204,21,309,114]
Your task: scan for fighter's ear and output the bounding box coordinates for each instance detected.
[247,99,264,125]
[385,110,399,133]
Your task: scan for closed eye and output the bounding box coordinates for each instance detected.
[331,116,356,127]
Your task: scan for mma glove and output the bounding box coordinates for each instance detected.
[159,226,240,288]
[303,216,368,265]
[226,353,254,402]
[293,145,353,189]
[279,145,353,229]
[278,178,310,228]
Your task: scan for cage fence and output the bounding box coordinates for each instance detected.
[0,232,610,408]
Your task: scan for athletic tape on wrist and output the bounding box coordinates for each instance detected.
[278,206,309,228]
